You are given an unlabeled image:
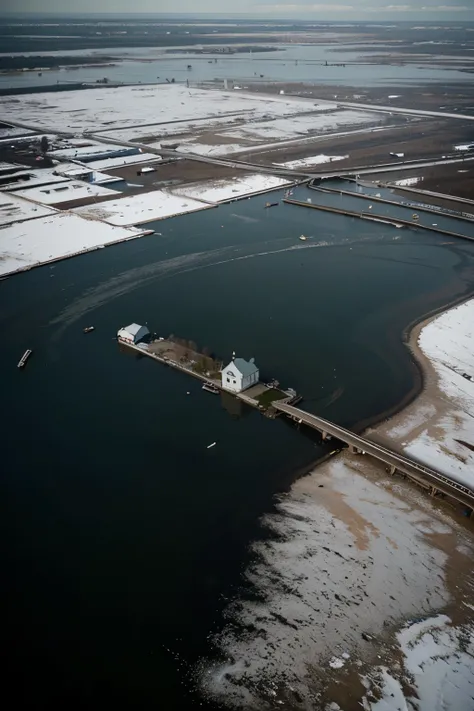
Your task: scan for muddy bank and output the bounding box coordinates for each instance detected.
[198,296,474,710]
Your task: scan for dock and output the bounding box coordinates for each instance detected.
[274,401,474,511]
[118,337,300,414]
[283,198,474,243]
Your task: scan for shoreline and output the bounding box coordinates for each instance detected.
[284,289,474,506]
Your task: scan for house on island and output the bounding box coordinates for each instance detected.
[221,353,259,393]
[117,323,150,344]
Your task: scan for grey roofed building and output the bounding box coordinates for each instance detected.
[117,322,150,344]
[233,357,259,377]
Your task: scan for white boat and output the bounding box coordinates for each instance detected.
[202,382,219,394]
[299,235,307,241]
[17,349,32,369]
[207,442,216,449]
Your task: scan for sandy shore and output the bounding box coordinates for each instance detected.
[199,297,474,710]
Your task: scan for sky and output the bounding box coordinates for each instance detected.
[2,0,473,19]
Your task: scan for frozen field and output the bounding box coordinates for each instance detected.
[0,86,383,163]
[0,213,147,276]
[74,189,209,226]
[0,85,329,134]
[171,175,290,203]
[0,191,56,226]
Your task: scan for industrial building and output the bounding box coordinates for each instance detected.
[221,354,259,393]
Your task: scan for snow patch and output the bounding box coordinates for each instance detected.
[275,154,348,169]
[395,177,422,186]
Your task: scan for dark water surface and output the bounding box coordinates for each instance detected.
[3,189,474,707]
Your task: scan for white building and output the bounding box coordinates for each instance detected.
[221,354,259,393]
[117,323,150,344]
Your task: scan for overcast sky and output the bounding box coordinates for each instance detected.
[2,0,473,19]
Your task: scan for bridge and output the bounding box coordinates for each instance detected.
[274,401,474,510]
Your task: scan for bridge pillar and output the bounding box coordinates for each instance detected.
[388,465,396,475]
[430,486,438,497]
[348,444,359,454]
[321,431,327,441]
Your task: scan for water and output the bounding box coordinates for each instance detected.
[3,190,474,706]
[2,42,472,90]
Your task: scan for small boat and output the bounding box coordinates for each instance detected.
[265,202,279,208]
[202,382,219,394]
[83,326,95,334]
[299,235,307,241]
[17,349,32,369]
[207,442,217,449]
[412,213,419,220]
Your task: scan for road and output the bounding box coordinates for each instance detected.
[274,401,474,509]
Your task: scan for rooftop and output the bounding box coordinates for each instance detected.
[12,179,116,206]
[233,357,259,377]
[121,323,149,336]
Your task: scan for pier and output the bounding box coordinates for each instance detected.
[283,198,474,243]
[118,337,300,414]
[309,183,474,224]
[274,401,474,511]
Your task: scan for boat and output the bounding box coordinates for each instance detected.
[299,235,307,241]
[412,213,419,220]
[83,326,95,334]
[17,349,32,369]
[265,202,279,208]
[207,442,217,449]
[202,382,219,394]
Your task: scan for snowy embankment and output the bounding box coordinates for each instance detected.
[199,452,474,709]
[170,175,291,204]
[0,213,148,277]
[379,299,474,490]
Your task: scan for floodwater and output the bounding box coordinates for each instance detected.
[1,42,472,90]
[3,189,474,707]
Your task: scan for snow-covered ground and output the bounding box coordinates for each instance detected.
[0,85,329,134]
[48,141,143,161]
[0,126,34,140]
[0,213,147,276]
[275,154,348,169]
[74,189,208,225]
[0,191,56,225]
[12,180,116,205]
[397,299,474,488]
[198,452,474,709]
[171,175,290,203]
[84,153,160,171]
[222,109,378,142]
[365,616,474,711]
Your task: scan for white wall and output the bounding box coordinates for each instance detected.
[222,364,243,393]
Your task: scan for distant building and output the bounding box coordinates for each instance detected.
[117,323,150,344]
[221,353,259,393]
